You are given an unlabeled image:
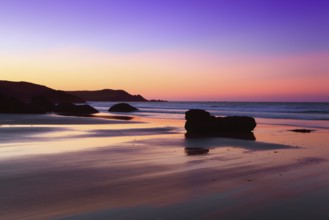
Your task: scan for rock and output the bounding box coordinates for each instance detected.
[0,95,95,115]
[0,95,50,114]
[54,103,99,115]
[185,109,211,121]
[185,109,256,139]
[289,129,314,133]
[149,99,167,102]
[108,103,139,112]
[215,116,257,132]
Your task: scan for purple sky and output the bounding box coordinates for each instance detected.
[1,0,328,54]
[1,0,328,101]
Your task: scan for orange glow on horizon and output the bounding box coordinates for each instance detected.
[1,48,328,102]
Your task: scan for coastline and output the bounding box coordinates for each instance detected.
[1,110,329,219]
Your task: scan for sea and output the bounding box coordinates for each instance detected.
[90,101,329,121]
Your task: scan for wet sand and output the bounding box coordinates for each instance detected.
[1,113,329,219]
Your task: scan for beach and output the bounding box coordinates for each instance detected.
[1,102,329,219]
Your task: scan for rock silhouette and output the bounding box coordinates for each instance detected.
[0,81,88,114]
[0,95,26,113]
[54,103,99,115]
[0,93,99,116]
[29,96,56,113]
[0,80,84,104]
[185,109,256,140]
[108,103,139,112]
[289,129,314,133]
[67,89,147,102]
[0,95,55,114]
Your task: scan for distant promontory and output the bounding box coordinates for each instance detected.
[0,80,84,103]
[0,80,148,104]
[66,89,147,102]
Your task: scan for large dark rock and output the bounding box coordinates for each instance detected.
[54,103,99,115]
[108,103,139,112]
[185,109,211,121]
[185,109,256,139]
[0,95,58,114]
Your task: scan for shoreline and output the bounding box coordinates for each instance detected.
[1,112,329,219]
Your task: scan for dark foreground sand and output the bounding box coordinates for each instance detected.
[1,113,329,219]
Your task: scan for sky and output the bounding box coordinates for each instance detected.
[0,0,328,101]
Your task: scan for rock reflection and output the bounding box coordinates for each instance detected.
[185,132,256,141]
[185,147,210,156]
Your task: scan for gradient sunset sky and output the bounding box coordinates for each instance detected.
[1,0,328,101]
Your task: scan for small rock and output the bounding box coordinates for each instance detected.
[108,103,139,112]
[289,129,315,133]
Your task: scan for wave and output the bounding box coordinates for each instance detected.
[89,101,329,121]
[296,110,329,114]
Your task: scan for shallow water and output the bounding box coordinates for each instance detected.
[91,101,329,122]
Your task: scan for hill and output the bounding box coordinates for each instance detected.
[0,81,84,103]
[67,89,147,102]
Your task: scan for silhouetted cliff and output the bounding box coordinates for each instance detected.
[67,89,147,102]
[0,81,84,103]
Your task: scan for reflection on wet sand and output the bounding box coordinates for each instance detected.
[185,147,210,155]
[1,113,329,219]
[185,131,256,140]
[1,138,329,220]
[183,136,297,152]
[57,113,135,121]
[184,130,256,156]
